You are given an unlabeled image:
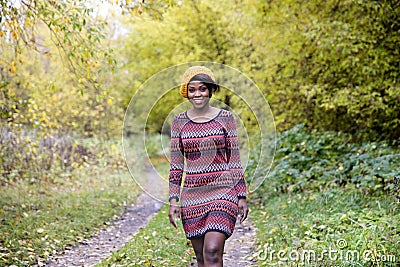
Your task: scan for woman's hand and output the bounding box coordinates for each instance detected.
[238,198,249,224]
[168,199,180,228]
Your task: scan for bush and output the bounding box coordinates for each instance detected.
[0,127,125,184]
[261,0,400,140]
[248,125,400,200]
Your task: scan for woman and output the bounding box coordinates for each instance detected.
[168,66,248,267]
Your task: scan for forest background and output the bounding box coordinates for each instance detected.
[1,0,399,266]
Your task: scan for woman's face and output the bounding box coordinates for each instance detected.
[187,81,210,109]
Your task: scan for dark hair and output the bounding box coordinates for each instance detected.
[188,74,219,97]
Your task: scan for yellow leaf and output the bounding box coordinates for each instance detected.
[10,65,17,73]
[11,31,18,39]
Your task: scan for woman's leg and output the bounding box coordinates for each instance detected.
[191,236,205,267]
[203,232,226,267]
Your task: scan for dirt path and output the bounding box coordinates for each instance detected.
[223,218,258,266]
[45,166,166,267]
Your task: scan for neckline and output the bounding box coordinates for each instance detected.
[186,109,222,124]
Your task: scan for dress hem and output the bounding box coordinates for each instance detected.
[186,229,232,240]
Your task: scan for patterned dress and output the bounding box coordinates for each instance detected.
[169,109,247,240]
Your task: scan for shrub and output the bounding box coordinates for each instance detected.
[248,125,400,200]
[0,127,126,184]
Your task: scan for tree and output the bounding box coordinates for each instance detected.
[0,0,116,92]
[255,0,400,140]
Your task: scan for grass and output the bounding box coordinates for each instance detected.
[250,189,399,266]
[0,158,142,266]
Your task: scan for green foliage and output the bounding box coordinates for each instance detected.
[248,125,400,200]
[115,0,174,18]
[258,0,400,139]
[96,205,193,267]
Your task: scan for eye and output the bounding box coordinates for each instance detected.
[200,87,207,92]
[188,87,195,93]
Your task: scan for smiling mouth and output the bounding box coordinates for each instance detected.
[192,98,203,103]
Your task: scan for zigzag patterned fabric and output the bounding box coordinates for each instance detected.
[169,109,247,240]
